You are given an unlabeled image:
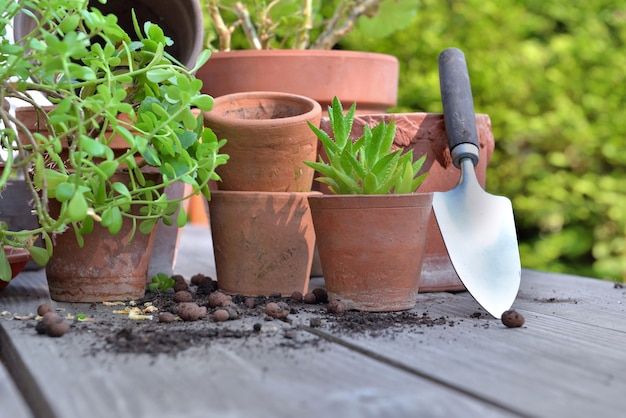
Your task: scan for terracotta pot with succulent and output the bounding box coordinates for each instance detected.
[196,0,419,113]
[320,112,496,292]
[0,0,228,300]
[305,97,432,312]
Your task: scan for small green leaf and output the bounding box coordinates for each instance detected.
[146,68,175,83]
[177,204,188,227]
[0,249,12,282]
[68,192,88,222]
[191,94,214,111]
[80,135,107,157]
[98,161,119,178]
[55,182,76,202]
[139,219,158,234]
[29,246,50,266]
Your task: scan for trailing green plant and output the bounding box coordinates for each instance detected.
[201,0,420,51]
[0,0,228,282]
[305,97,427,194]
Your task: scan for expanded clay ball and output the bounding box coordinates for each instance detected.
[213,309,229,322]
[501,310,525,328]
[36,312,68,337]
[207,291,231,308]
[303,292,317,304]
[265,302,289,319]
[174,290,193,303]
[312,288,328,303]
[291,291,303,302]
[47,319,69,337]
[159,312,176,323]
[37,303,52,316]
[327,300,346,314]
[173,280,189,292]
[177,302,207,322]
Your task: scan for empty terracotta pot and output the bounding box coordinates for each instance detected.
[208,190,318,296]
[308,193,433,312]
[203,91,322,192]
[319,113,495,292]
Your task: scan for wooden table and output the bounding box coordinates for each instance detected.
[1,225,625,418]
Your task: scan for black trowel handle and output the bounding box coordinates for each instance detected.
[438,48,480,168]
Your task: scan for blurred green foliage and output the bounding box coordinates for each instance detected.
[341,0,626,281]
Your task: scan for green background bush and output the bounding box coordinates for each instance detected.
[342,0,626,281]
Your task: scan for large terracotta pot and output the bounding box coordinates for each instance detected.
[208,190,317,296]
[14,0,204,68]
[45,172,157,302]
[308,193,433,312]
[203,91,322,192]
[320,113,495,292]
[196,50,399,113]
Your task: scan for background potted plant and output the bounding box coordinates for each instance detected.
[0,0,228,300]
[305,97,432,312]
[195,0,420,113]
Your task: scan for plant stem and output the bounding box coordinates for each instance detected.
[294,0,313,49]
[206,0,232,51]
[233,2,262,50]
[312,0,384,49]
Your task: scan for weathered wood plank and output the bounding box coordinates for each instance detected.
[0,263,516,418]
[2,225,624,418]
[0,358,33,418]
[0,294,516,418]
[301,274,626,418]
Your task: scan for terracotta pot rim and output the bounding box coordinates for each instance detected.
[208,49,398,63]
[205,91,322,127]
[308,192,433,209]
[4,246,31,264]
[211,190,322,198]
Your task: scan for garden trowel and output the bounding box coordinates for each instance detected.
[433,48,521,319]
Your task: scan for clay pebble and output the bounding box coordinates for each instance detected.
[501,309,525,328]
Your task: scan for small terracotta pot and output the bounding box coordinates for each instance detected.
[196,50,399,113]
[0,246,31,291]
[203,91,322,192]
[45,173,157,302]
[208,190,318,296]
[319,113,495,292]
[308,193,433,312]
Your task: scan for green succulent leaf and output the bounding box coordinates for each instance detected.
[306,97,428,194]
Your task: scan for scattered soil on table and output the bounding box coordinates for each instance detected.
[21,273,464,357]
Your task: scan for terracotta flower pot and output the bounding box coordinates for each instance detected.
[196,50,399,113]
[320,113,495,293]
[15,105,186,281]
[203,91,322,192]
[14,0,204,68]
[308,193,433,312]
[0,246,31,291]
[208,190,318,296]
[45,173,157,302]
